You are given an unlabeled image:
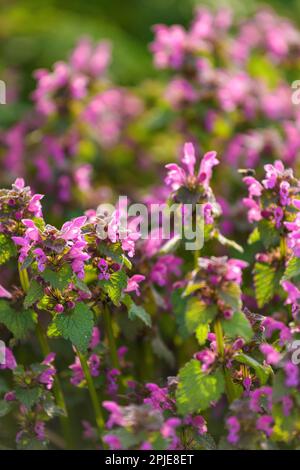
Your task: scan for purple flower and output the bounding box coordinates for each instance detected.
[260,343,281,365]
[256,415,273,437]
[103,401,124,428]
[90,327,101,349]
[39,353,56,390]
[0,347,17,370]
[144,383,173,411]
[194,349,216,372]
[124,274,145,296]
[249,387,272,413]
[282,395,293,416]
[165,142,219,192]
[150,255,182,287]
[103,434,122,450]
[150,24,187,70]
[284,361,299,387]
[226,416,240,444]
[161,417,181,439]
[281,280,300,307]
[0,284,12,299]
[34,421,46,441]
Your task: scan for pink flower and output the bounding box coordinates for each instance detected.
[0,347,17,370]
[124,274,145,296]
[0,284,12,299]
[260,343,280,365]
[226,416,240,444]
[165,142,219,192]
[256,415,273,437]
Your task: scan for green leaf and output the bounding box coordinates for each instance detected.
[258,220,280,249]
[171,289,189,338]
[0,400,12,417]
[98,242,123,264]
[221,312,253,342]
[235,352,273,385]
[185,298,217,333]
[123,295,151,327]
[176,360,225,414]
[54,302,94,352]
[73,276,91,296]
[41,264,73,291]
[24,280,44,309]
[193,433,217,450]
[218,282,242,312]
[0,301,37,339]
[15,387,41,409]
[283,257,300,281]
[248,227,260,245]
[195,323,209,345]
[254,262,280,308]
[0,234,16,265]
[100,270,127,306]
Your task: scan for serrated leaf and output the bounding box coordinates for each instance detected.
[100,270,127,306]
[0,234,16,265]
[15,387,41,409]
[218,283,242,311]
[221,311,253,342]
[41,264,73,291]
[258,219,280,249]
[195,323,209,345]
[123,295,151,327]
[98,243,124,264]
[47,321,61,338]
[53,302,94,352]
[122,255,132,270]
[193,433,217,450]
[176,360,225,414]
[0,301,37,339]
[235,352,272,385]
[24,280,43,309]
[185,298,217,333]
[254,262,280,308]
[283,257,300,281]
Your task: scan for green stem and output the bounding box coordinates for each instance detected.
[194,249,200,270]
[76,348,105,443]
[18,262,30,292]
[280,237,287,259]
[18,263,74,449]
[214,319,236,404]
[214,319,225,357]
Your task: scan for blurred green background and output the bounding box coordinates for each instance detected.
[0,0,299,90]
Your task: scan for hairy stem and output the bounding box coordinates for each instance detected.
[76,349,105,443]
